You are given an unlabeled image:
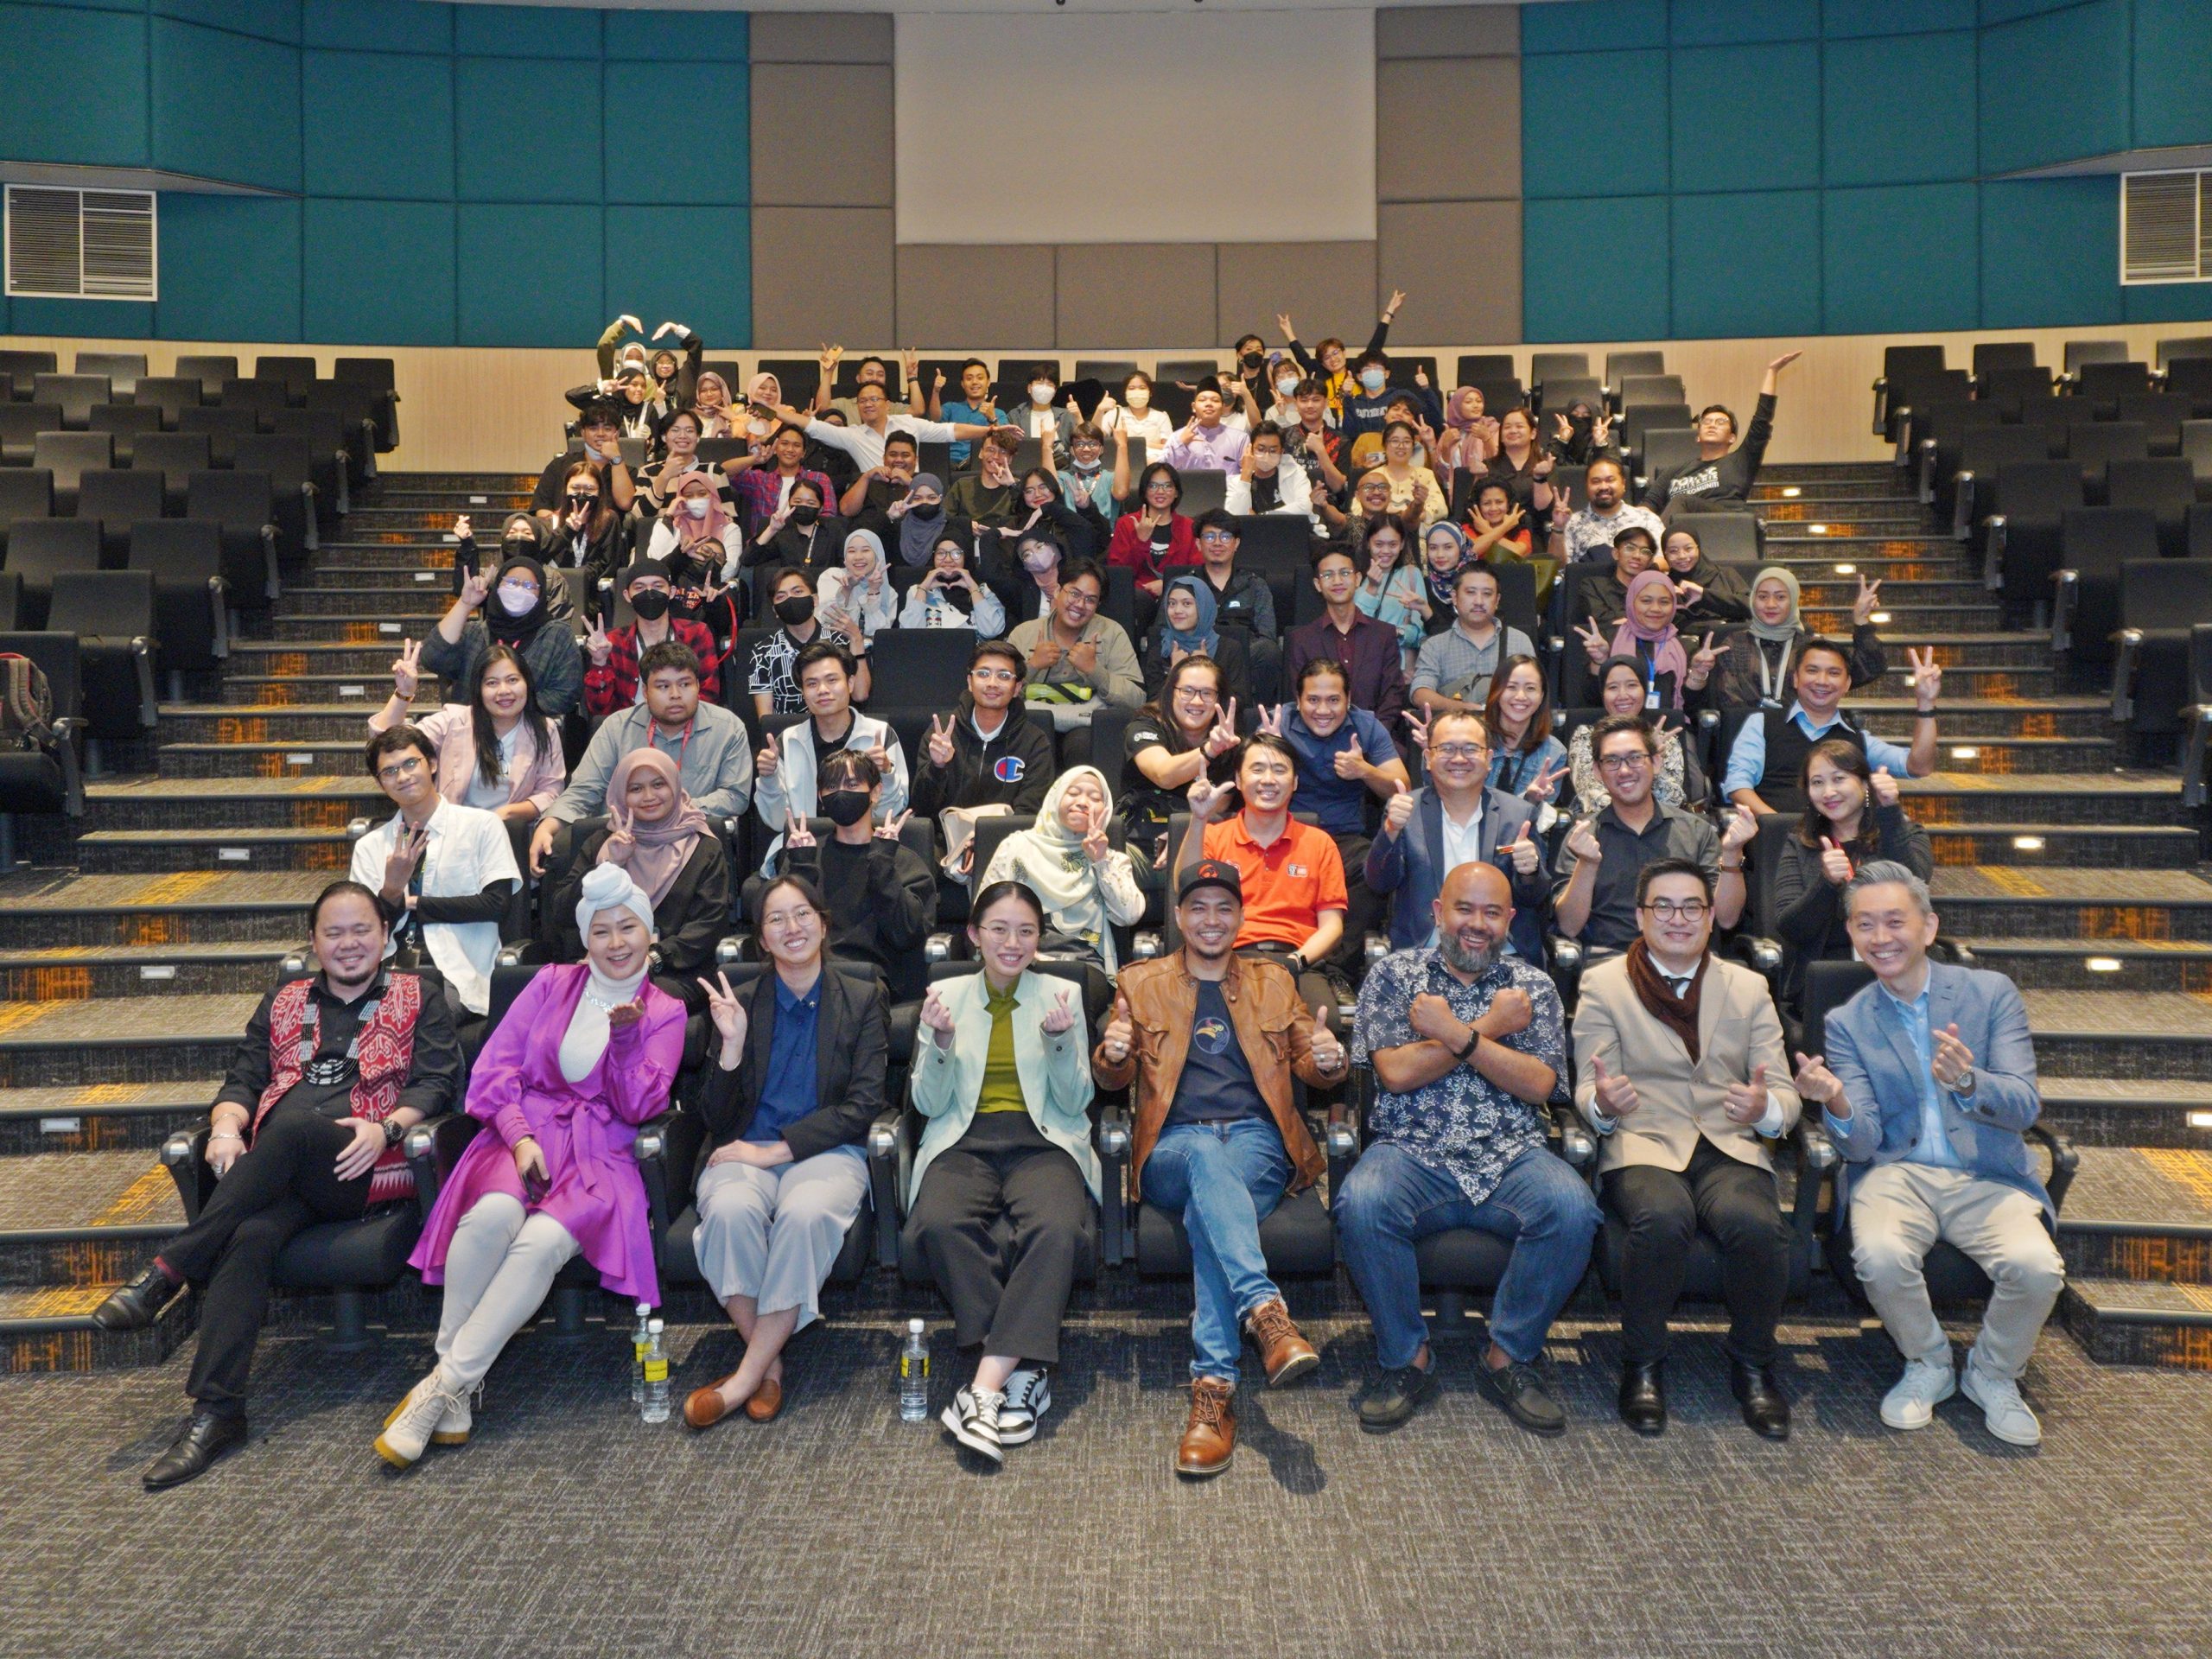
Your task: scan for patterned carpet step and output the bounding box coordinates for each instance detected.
[0,994,265,1088]
[157,741,380,782]
[158,704,438,744]
[1902,774,2183,827]
[2035,1079,2212,1148]
[2058,1147,2212,1286]
[1843,696,2111,739]
[0,1147,182,1288]
[1923,823,2199,869]
[2017,989,2212,1081]
[1928,865,2212,940]
[1854,734,2120,775]
[2058,1276,2212,1369]
[0,1077,226,1157]
[1958,936,2212,990]
[79,775,385,833]
[0,870,323,949]
[74,828,355,875]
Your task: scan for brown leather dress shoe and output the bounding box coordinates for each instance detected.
[1245,1298,1319,1387]
[743,1376,784,1422]
[683,1386,734,1431]
[1175,1378,1236,1477]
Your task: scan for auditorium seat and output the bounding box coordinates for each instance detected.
[127,433,209,514]
[1979,365,2055,419]
[303,381,381,484]
[268,407,352,516]
[46,569,158,740]
[2155,335,2212,371]
[2075,359,2151,418]
[7,518,102,627]
[0,468,53,556]
[185,470,282,601]
[176,404,259,468]
[1460,353,1519,386]
[332,357,400,450]
[2111,558,2212,741]
[2107,458,2199,556]
[72,468,166,564]
[1617,373,1686,410]
[1636,429,1701,493]
[1951,424,2053,539]
[73,352,144,399]
[1971,340,2037,381]
[2063,340,2127,378]
[2066,421,2148,503]
[0,402,60,466]
[1176,468,1229,518]
[1983,460,2084,617]
[86,402,160,465]
[2114,391,2189,457]
[232,433,321,549]
[0,627,82,816]
[0,349,56,401]
[127,519,229,677]
[171,354,236,399]
[32,373,109,430]
[253,355,317,404]
[219,377,289,429]
[1537,376,1604,420]
[32,431,112,515]
[1601,351,1663,401]
[2053,506,2159,666]
[1618,404,1693,476]
[1872,344,1945,438]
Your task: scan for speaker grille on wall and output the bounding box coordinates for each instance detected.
[2120,169,2206,285]
[4,185,157,301]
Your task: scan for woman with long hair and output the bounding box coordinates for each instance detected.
[370,640,564,826]
[1121,652,1238,865]
[1770,738,1933,1009]
[1483,653,1567,807]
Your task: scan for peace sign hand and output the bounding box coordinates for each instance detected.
[783,811,816,851]
[1907,645,1942,710]
[1253,702,1286,738]
[1079,802,1113,864]
[1401,709,1430,753]
[391,639,423,700]
[1553,412,1573,443]
[1204,697,1240,758]
[1686,632,1721,689]
[1040,985,1079,1036]
[1549,484,1572,525]
[1576,615,1611,664]
[925,712,955,768]
[585,618,612,667]
[698,970,749,1058]
[874,808,911,843]
[1522,758,1562,804]
[1853,572,1883,626]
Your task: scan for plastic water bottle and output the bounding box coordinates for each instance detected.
[641,1319,670,1423]
[899,1319,930,1422]
[630,1301,652,1405]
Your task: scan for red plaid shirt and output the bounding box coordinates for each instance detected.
[582,618,721,718]
[734,465,838,535]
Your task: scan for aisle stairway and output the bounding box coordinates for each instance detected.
[3,466,2209,1375]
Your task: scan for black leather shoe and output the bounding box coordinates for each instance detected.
[1731,1361,1791,1440]
[1618,1360,1667,1436]
[1353,1361,1439,1432]
[1477,1357,1567,1436]
[142,1410,248,1491]
[92,1263,179,1332]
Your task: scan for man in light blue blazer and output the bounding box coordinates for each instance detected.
[1791,861,2063,1447]
[1364,709,1548,963]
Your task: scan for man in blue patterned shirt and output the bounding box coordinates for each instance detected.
[1340,861,1599,1434]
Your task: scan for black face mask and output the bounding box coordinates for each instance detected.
[568,494,596,515]
[627,588,671,621]
[791,504,821,527]
[821,789,872,827]
[774,594,815,626]
[1240,350,1265,371]
[909,500,944,523]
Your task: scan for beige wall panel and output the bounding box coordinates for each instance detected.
[896,245,1056,347]
[1378,200,1522,346]
[1216,242,1378,347]
[1376,4,1518,59]
[752,207,896,345]
[747,12,892,64]
[1053,244,1217,349]
[1376,57,1520,203]
[11,324,2170,473]
[750,64,893,207]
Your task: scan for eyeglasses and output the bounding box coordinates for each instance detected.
[1430,742,1489,761]
[1199,531,1236,545]
[1639,899,1710,921]
[376,755,425,784]
[972,668,1019,685]
[976,923,1039,944]
[1596,753,1652,773]
[1059,588,1101,610]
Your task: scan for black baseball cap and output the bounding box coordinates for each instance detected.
[1178,859,1243,904]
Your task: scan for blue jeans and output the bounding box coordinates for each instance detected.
[1336,1141,1599,1370]
[1141,1118,1293,1382]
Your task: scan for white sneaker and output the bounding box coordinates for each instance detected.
[997,1369,1050,1446]
[1878,1356,1957,1431]
[1961,1363,2042,1446]
[942,1386,1004,1464]
[376,1367,464,1468]
[434,1382,476,1446]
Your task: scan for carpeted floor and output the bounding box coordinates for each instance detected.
[2,1311,2204,1659]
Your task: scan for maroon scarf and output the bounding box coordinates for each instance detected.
[1625,940,1705,1065]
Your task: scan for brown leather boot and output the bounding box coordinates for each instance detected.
[1175,1377,1236,1477]
[1245,1298,1319,1387]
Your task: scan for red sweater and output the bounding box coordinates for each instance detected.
[1106,512,1200,585]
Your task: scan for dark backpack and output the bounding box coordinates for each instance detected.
[0,653,54,747]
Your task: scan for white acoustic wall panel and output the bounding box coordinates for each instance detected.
[895,9,1376,246]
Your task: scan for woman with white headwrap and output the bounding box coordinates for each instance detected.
[381,864,687,1465]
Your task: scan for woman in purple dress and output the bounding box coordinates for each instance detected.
[377,863,685,1465]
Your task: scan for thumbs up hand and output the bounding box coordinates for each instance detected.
[1724,1061,1770,1126]
[1382,778,1415,836]
[1819,835,1853,887]
[1308,1003,1345,1073]
[1589,1054,1639,1119]
[1100,993,1135,1065]
[1507,817,1541,875]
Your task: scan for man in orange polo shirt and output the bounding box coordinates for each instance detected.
[1177,732,1348,1011]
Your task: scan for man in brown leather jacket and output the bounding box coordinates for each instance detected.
[1094,858,1348,1477]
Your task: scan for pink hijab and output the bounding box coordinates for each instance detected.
[668,472,735,554]
[1610,569,1689,705]
[596,747,711,906]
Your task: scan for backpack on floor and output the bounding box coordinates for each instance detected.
[0,653,54,747]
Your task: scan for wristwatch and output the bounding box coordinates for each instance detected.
[1454,1026,1482,1063]
[383,1118,407,1148]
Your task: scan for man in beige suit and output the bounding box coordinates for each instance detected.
[1572,857,1799,1440]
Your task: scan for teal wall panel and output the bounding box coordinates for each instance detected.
[1980,0,2090,23]
[303,199,455,343]
[1823,183,1980,334]
[0,4,149,167]
[157,194,302,339]
[1522,50,1669,198]
[1523,197,1670,341]
[1521,0,1666,54]
[1823,30,1976,187]
[607,8,747,61]
[1979,0,2130,175]
[1980,176,2121,327]
[2126,279,2212,323]
[604,63,747,203]
[1669,0,1815,47]
[457,205,601,346]
[302,48,453,200]
[149,18,302,190]
[1826,0,1977,36]
[1670,191,1821,338]
[606,206,750,348]
[2132,0,2212,150]
[301,0,449,54]
[151,0,296,42]
[454,57,601,202]
[10,297,153,337]
[1670,42,1820,193]
[452,2,599,58]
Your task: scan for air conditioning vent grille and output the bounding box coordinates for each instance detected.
[5,184,156,301]
[2122,169,2208,286]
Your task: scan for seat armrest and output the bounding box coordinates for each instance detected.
[867,1107,903,1268]
[2051,569,2077,657]
[1546,933,1585,1011]
[2027,1122,2080,1213]
[49,715,84,816]
[1096,1102,1132,1266]
[405,1113,483,1214]
[162,1128,212,1222]
[2183,705,2212,809]
[2111,629,2142,723]
[1871,377,1888,436]
[1950,469,1976,541]
[1325,1088,1362,1201]
[279,943,314,977]
[130,637,158,729]
[1788,1118,1833,1251]
[633,1109,681,1268]
[207,575,231,658]
[1130,929,1163,961]
[260,523,280,599]
[1890,406,1914,467]
[496,939,550,970]
[1726,932,1784,992]
[1916,436,1938,505]
[924,931,958,965]
[1981,514,2007,594]
[715,932,747,969]
[1549,1101,1596,1171]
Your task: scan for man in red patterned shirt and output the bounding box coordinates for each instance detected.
[582,558,721,716]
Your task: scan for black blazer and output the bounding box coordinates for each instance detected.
[547,830,733,1007]
[700,963,890,1164]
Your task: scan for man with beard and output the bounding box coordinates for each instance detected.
[1551,454,1663,567]
[1571,858,1798,1440]
[1094,859,1347,1476]
[1338,861,1596,1434]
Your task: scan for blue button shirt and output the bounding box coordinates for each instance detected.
[1878,978,1964,1170]
[748,975,821,1143]
[1721,702,1912,798]
[1283,707,1399,836]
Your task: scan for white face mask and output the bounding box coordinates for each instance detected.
[683,498,709,519]
[1028,383,1054,406]
[1359,369,1388,393]
[497,583,537,616]
[1124,387,1150,410]
[1275,378,1299,399]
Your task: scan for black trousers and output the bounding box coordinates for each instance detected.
[158,1103,372,1412]
[904,1135,1093,1366]
[1331,832,1378,976]
[1603,1136,1789,1368]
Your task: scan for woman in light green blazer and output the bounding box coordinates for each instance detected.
[905,881,1098,1465]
